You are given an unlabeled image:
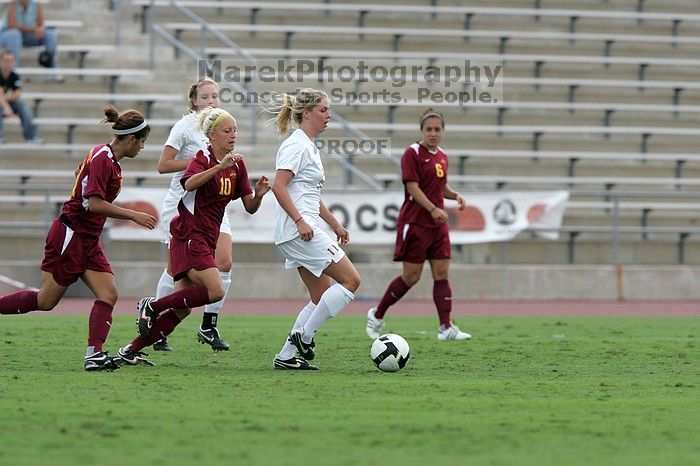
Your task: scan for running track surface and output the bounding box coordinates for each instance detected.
[44,298,700,316]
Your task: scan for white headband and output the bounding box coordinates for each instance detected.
[419,112,443,126]
[113,120,148,136]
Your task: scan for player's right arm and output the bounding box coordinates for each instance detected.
[157,145,189,174]
[271,169,314,241]
[182,152,239,192]
[405,181,448,223]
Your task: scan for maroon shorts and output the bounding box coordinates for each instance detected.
[170,235,216,282]
[393,222,451,263]
[40,218,113,287]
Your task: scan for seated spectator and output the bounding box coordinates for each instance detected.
[5,0,60,73]
[0,49,42,144]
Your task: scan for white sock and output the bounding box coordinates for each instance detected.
[301,284,354,343]
[277,301,316,360]
[204,270,231,315]
[85,346,96,358]
[155,269,175,300]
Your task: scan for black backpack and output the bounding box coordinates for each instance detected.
[38,50,54,68]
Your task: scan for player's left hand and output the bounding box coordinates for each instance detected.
[456,194,466,210]
[333,224,350,244]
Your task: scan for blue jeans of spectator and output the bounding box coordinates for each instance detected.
[0,29,22,60]
[0,99,38,140]
[22,28,58,68]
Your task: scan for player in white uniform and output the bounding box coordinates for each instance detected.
[152,78,232,351]
[266,89,361,370]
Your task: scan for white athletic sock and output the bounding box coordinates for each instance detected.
[85,346,96,358]
[277,301,316,360]
[155,269,175,300]
[301,284,354,343]
[204,270,231,315]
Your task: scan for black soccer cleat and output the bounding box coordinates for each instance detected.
[84,351,121,372]
[153,337,171,352]
[197,327,230,351]
[273,356,319,370]
[289,330,315,360]
[117,346,155,366]
[136,297,157,338]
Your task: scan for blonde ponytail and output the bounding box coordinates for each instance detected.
[264,88,328,136]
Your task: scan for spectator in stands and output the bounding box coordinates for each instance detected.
[117,107,270,367]
[0,106,157,372]
[365,108,472,341]
[266,89,361,370]
[150,77,236,352]
[0,49,41,143]
[5,0,61,78]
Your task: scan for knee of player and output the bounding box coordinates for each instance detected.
[345,271,361,293]
[403,273,421,287]
[208,284,226,303]
[100,290,119,307]
[36,295,59,311]
[215,257,232,273]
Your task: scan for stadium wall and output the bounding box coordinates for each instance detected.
[1,261,699,300]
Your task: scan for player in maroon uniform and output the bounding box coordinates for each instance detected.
[116,107,270,366]
[366,108,471,341]
[0,106,157,371]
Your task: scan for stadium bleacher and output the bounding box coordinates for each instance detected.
[4,0,700,298]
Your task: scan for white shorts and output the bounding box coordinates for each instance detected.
[276,227,346,277]
[160,194,232,244]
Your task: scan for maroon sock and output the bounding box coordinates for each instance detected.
[87,300,113,353]
[150,285,210,313]
[129,310,182,352]
[0,290,39,314]
[375,276,411,319]
[433,279,452,328]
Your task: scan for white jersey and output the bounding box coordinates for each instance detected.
[273,128,325,245]
[163,112,208,204]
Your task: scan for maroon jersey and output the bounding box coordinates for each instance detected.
[397,142,448,228]
[171,147,253,249]
[60,144,122,238]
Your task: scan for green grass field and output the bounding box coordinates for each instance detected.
[0,314,698,466]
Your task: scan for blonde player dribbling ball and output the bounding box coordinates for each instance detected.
[265,89,361,370]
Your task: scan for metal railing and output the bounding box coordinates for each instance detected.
[526,190,700,264]
[0,184,69,231]
[3,185,700,264]
[148,1,259,144]
[142,0,383,190]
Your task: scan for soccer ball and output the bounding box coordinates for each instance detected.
[370,333,410,372]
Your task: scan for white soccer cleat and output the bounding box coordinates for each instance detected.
[437,323,472,341]
[365,307,385,340]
